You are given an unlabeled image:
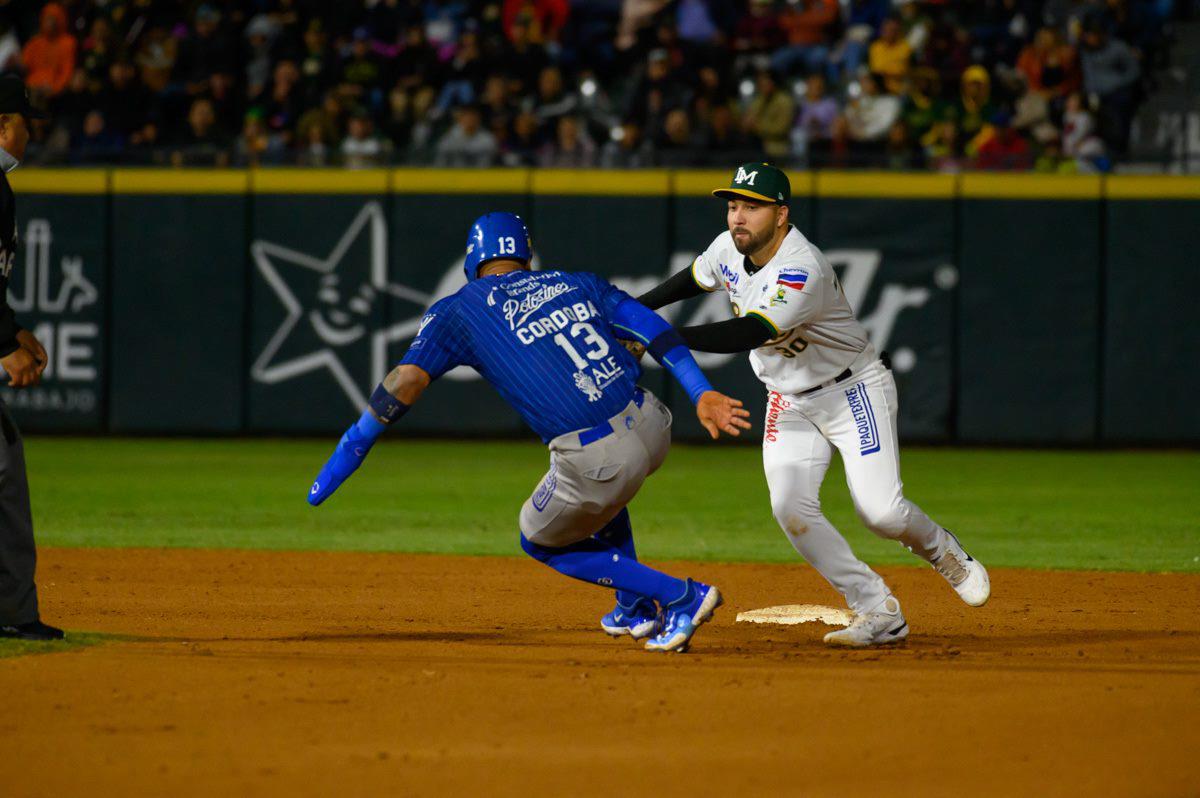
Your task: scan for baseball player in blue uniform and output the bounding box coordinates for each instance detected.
[307,212,751,653]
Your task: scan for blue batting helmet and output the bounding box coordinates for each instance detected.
[463,212,532,281]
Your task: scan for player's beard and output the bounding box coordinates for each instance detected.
[731,224,774,256]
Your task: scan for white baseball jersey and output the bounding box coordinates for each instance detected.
[691,226,872,394]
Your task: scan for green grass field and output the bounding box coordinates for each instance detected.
[23,438,1200,572]
[0,631,117,658]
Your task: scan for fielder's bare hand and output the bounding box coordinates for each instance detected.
[1,336,43,387]
[696,390,751,439]
[17,329,47,376]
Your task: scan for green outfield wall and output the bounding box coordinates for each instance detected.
[3,168,1196,445]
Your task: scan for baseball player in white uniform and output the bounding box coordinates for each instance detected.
[638,162,989,647]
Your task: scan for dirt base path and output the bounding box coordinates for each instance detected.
[2,548,1197,797]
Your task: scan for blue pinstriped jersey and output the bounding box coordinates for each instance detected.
[400,270,644,442]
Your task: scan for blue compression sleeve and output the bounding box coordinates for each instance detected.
[610,297,712,404]
[308,386,409,506]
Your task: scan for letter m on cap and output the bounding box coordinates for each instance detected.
[735,167,758,185]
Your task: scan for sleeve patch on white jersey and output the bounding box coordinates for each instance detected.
[776,268,809,291]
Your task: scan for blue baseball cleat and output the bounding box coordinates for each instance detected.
[601,597,660,639]
[644,579,722,653]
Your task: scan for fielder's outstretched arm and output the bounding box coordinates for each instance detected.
[636,265,707,310]
[636,263,772,353]
[675,316,774,354]
[307,365,431,506]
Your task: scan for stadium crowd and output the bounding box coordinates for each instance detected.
[0,0,1184,171]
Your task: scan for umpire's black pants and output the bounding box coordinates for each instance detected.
[0,400,38,625]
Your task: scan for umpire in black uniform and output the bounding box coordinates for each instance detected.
[0,75,62,641]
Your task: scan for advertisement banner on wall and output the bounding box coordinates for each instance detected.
[1,195,106,432]
[815,197,957,442]
[248,195,396,433]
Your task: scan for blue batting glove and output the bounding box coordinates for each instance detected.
[308,411,387,506]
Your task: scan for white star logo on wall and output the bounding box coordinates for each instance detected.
[250,202,432,408]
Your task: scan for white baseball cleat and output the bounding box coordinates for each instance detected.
[932,530,990,607]
[823,596,909,648]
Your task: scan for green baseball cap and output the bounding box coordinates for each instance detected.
[712,162,790,205]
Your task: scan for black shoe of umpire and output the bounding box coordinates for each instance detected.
[0,620,65,640]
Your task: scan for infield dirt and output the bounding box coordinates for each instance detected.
[2,548,1197,797]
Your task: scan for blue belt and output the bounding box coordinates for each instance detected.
[578,389,645,446]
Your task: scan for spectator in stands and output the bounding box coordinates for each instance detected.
[1061,91,1106,161]
[22,2,76,99]
[134,25,177,94]
[434,27,486,116]
[869,17,912,95]
[538,113,596,166]
[1017,27,1081,101]
[0,21,21,75]
[617,0,671,52]
[243,15,278,103]
[261,60,302,147]
[435,104,497,166]
[1079,22,1140,154]
[79,17,116,86]
[72,109,122,163]
[297,21,335,107]
[394,24,440,96]
[171,97,231,167]
[3,0,1178,172]
[499,108,541,166]
[653,107,703,166]
[174,5,236,100]
[296,110,335,167]
[533,65,580,128]
[921,20,971,94]
[924,118,964,172]
[973,110,1033,170]
[504,0,570,45]
[885,120,922,169]
[743,69,794,158]
[51,69,94,145]
[235,108,286,166]
[296,91,344,154]
[341,109,390,168]
[675,0,731,55]
[698,102,751,160]
[896,0,932,59]
[954,65,997,147]
[500,15,549,97]
[624,48,689,142]
[771,0,840,78]
[98,59,158,150]
[339,27,386,112]
[480,74,515,132]
[840,72,902,148]
[601,120,653,168]
[423,0,470,50]
[692,65,733,112]
[830,0,889,83]
[902,67,948,145]
[732,0,783,57]
[792,73,840,158]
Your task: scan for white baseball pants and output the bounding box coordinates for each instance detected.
[762,357,948,613]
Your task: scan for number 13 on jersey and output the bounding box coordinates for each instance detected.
[553,322,609,369]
